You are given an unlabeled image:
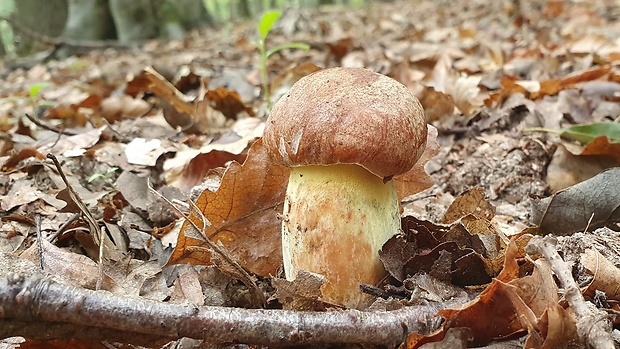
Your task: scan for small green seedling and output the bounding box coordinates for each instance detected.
[88,167,119,184]
[256,10,310,109]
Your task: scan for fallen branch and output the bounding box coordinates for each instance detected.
[0,16,132,49]
[526,236,614,349]
[0,273,440,346]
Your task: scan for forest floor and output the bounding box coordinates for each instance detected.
[1,0,620,348]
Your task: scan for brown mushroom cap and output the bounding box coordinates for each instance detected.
[263,67,427,179]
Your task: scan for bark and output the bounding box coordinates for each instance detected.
[63,0,115,41]
[0,273,441,346]
[108,0,157,43]
[13,0,67,54]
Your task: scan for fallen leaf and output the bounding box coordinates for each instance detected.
[167,138,288,276]
[205,87,255,119]
[21,239,121,292]
[394,125,440,199]
[442,187,496,224]
[581,248,620,301]
[272,270,326,311]
[531,167,620,235]
[580,135,620,163]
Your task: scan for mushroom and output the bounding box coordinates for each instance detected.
[263,67,427,309]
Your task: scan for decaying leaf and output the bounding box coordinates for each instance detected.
[531,167,620,235]
[404,237,579,348]
[21,239,121,293]
[442,187,495,224]
[167,138,288,276]
[272,270,326,311]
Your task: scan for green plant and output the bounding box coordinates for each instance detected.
[525,122,620,144]
[87,167,119,184]
[256,10,309,109]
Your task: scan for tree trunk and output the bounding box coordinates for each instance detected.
[13,0,67,54]
[237,0,252,19]
[108,0,157,43]
[63,0,115,41]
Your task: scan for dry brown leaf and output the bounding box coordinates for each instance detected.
[442,187,495,224]
[143,66,213,133]
[534,66,611,99]
[144,66,195,117]
[581,248,620,301]
[21,239,121,292]
[546,143,617,192]
[205,87,254,119]
[272,270,326,311]
[405,280,524,348]
[580,136,620,163]
[167,138,288,276]
[394,125,440,199]
[169,266,205,306]
[0,147,45,171]
[419,87,455,122]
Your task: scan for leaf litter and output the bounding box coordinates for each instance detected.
[1,0,620,347]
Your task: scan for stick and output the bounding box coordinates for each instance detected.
[0,273,438,346]
[526,236,614,349]
[0,16,131,49]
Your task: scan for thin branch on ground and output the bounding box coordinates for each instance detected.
[526,235,615,349]
[0,273,442,347]
[148,183,267,307]
[24,114,77,136]
[0,16,132,49]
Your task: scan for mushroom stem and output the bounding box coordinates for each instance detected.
[282,163,400,309]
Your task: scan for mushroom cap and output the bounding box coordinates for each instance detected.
[263,67,427,178]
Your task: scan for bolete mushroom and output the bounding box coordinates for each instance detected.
[263,67,427,309]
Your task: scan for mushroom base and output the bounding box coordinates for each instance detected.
[282,164,401,309]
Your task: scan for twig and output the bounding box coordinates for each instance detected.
[48,212,81,243]
[24,114,77,136]
[35,214,44,270]
[0,16,132,49]
[147,183,267,308]
[526,236,615,349]
[0,273,438,347]
[47,154,105,290]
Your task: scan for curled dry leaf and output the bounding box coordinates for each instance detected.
[581,248,620,301]
[205,87,255,119]
[167,138,288,276]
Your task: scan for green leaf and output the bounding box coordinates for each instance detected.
[266,43,311,58]
[28,82,49,99]
[258,11,281,41]
[560,123,620,144]
[525,122,620,144]
[87,173,105,183]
